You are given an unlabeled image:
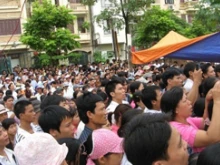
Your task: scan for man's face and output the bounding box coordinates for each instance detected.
[0,112,8,123]
[5,98,14,109]
[20,104,36,123]
[204,66,215,78]
[111,84,125,101]
[90,102,107,126]
[153,89,162,110]
[157,127,188,165]
[168,75,182,88]
[56,117,75,139]
[0,127,9,147]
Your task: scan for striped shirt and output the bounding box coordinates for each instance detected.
[79,126,93,144]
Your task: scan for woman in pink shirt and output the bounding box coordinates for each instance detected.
[161,82,220,153]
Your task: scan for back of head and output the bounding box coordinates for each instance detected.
[197,143,220,165]
[193,98,205,117]
[113,104,132,124]
[203,77,218,97]
[129,81,142,94]
[162,68,181,87]
[40,95,66,109]
[38,105,72,133]
[14,100,32,119]
[118,109,142,137]
[123,113,171,165]
[183,62,197,78]
[58,138,81,165]
[76,92,103,124]
[201,63,211,75]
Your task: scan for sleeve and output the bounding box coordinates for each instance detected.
[171,122,198,148]
[187,117,203,129]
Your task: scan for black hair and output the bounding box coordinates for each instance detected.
[58,138,81,165]
[14,100,32,119]
[197,143,220,165]
[118,109,142,137]
[40,95,66,109]
[160,86,184,120]
[162,68,181,87]
[201,63,212,75]
[2,118,16,130]
[105,80,122,99]
[5,90,12,96]
[208,100,214,121]
[97,91,108,102]
[183,62,197,78]
[38,105,72,133]
[76,92,103,124]
[141,86,160,109]
[132,91,142,108]
[203,77,218,97]
[108,104,132,125]
[129,81,142,94]
[193,98,205,117]
[123,113,171,165]
[215,64,220,77]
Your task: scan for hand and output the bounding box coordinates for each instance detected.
[193,69,202,85]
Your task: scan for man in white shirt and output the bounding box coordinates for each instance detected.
[14,100,36,145]
[141,86,162,113]
[106,80,127,113]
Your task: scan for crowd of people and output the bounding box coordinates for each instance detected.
[0,59,220,165]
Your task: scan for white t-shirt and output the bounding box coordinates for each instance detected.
[0,148,17,165]
[106,100,128,113]
[183,78,194,93]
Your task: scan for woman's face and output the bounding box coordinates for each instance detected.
[175,93,192,119]
[7,123,17,136]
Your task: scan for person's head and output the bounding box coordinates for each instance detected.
[8,83,15,91]
[14,100,36,123]
[183,62,197,78]
[85,129,124,165]
[0,104,8,123]
[215,64,220,78]
[118,109,143,137]
[132,91,145,109]
[123,113,188,165]
[129,81,144,94]
[193,98,205,117]
[14,133,68,165]
[29,97,41,120]
[3,95,14,110]
[108,104,132,126]
[38,105,74,140]
[201,63,215,79]
[197,143,220,165]
[162,68,182,89]
[0,125,9,148]
[76,92,107,127]
[58,138,81,165]
[203,77,218,97]
[141,86,162,110]
[105,80,125,102]
[161,87,192,120]
[41,95,69,110]
[2,118,17,136]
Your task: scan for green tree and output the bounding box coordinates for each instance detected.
[133,6,190,48]
[21,0,80,67]
[187,0,220,36]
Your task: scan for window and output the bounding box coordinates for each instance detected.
[0,19,21,36]
[67,23,74,33]
[187,15,193,23]
[101,0,113,7]
[77,17,86,33]
[69,0,81,3]
[165,0,174,4]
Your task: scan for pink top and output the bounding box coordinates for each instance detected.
[170,117,204,153]
[111,124,119,134]
[130,101,135,108]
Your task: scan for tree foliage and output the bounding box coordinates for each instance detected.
[21,0,80,66]
[133,6,190,48]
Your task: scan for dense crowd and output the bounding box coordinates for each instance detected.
[0,59,220,165]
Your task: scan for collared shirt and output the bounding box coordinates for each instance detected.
[183,78,194,93]
[79,126,93,144]
[144,108,161,114]
[106,100,128,113]
[0,148,17,165]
